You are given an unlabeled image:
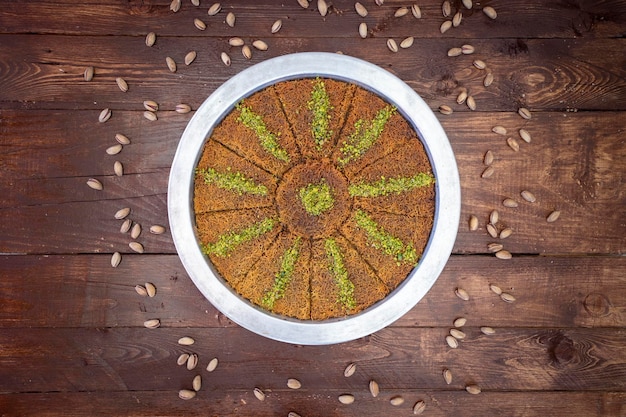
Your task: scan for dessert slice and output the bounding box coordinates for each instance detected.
[349,138,435,218]
[196,207,281,287]
[211,85,300,176]
[235,232,311,319]
[275,78,356,159]
[194,139,278,213]
[340,207,428,289]
[332,86,414,180]
[310,235,388,320]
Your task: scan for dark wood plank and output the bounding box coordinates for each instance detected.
[1,0,625,39]
[1,255,624,329]
[1,391,624,417]
[0,1,624,414]
[1,34,624,111]
[1,110,624,255]
[0,327,624,393]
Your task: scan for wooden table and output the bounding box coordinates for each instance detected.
[1,1,625,415]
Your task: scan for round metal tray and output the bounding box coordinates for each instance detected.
[168,52,460,345]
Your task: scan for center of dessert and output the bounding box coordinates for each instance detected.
[276,160,351,239]
[299,179,335,216]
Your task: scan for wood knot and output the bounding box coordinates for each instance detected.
[543,331,576,366]
[434,74,459,96]
[583,293,611,317]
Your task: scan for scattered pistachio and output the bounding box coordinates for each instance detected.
[394,7,409,17]
[358,22,368,39]
[400,36,414,49]
[184,51,197,66]
[143,318,160,329]
[254,387,266,401]
[208,2,221,15]
[178,389,196,400]
[453,11,462,27]
[225,12,235,27]
[111,252,122,268]
[176,104,192,114]
[99,108,111,123]
[115,133,130,145]
[518,107,532,119]
[145,32,156,47]
[271,19,282,33]
[369,380,379,397]
[194,18,206,30]
[169,0,181,12]
[411,4,421,19]
[106,144,123,155]
[338,394,355,404]
[114,207,130,220]
[221,52,231,66]
[252,40,268,51]
[84,66,94,81]
[466,384,481,395]
[344,362,356,377]
[145,281,156,297]
[455,287,470,301]
[116,77,128,92]
[495,250,512,260]
[114,161,123,177]
[390,396,405,406]
[87,178,103,190]
[547,210,561,223]
[440,20,452,34]
[318,0,328,17]
[469,215,478,231]
[483,6,497,19]
[166,56,177,73]
[207,357,219,372]
[193,375,202,391]
[355,2,368,17]
[481,326,496,335]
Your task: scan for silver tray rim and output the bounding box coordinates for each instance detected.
[168,52,461,345]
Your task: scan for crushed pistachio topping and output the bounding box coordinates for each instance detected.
[353,209,417,265]
[348,173,434,197]
[307,79,333,149]
[198,167,268,196]
[299,179,335,216]
[202,217,277,257]
[261,237,302,309]
[236,102,290,162]
[324,238,356,310]
[338,105,396,166]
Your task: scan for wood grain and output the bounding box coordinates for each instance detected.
[1,255,623,329]
[0,35,624,111]
[0,0,625,39]
[0,391,624,417]
[0,327,624,393]
[1,110,624,255]
[0,0,624,414]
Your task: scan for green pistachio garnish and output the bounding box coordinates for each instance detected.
[348,173,434,197]
[353,209,417,265]
[236,102,290,162]
[307,79,333,149]
[299,179,335,216]
[338,105,396,166]
[324,238,356,310]
[198,167,268,196]
[261,237,302,309]
[202,217,277,257]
